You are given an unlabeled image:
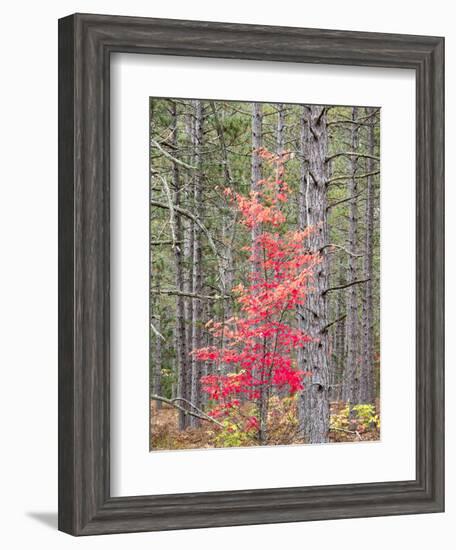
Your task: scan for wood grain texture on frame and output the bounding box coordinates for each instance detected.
[58,13,444,535]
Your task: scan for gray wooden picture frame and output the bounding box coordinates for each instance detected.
[58,13,445,536]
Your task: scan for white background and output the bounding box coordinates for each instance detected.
[111,55,415,496]
[0,1,452,549]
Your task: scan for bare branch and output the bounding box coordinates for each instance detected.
[328,170,380,186]
[150,198,227,291]
[323,278,371,296]
[159,175,178,251]
[151,138,197,170]
[326,152,380,163]
[151,240,183,246]
[320,243,364,258]
[316,106,327,126]
[327,108,380,126]
[151,394,224,427]
[150,322,166,341]
[330,427,362,440]
[151,289,231,301]
[320,314,347,334]
[327,190,364,210]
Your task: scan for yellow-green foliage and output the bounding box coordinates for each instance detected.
[330,403,380,432]
[213,418,255,447]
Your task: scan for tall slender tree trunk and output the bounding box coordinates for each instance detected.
[183,108,194,421]
[149,100,163,414]
[190,100,204,427]
[360,107,377,404]
[275,103,286,399]
[153,314,162,409]
[214,105,235,378]
[298,106,331,444]
[334,259,346,402]
[169,102,190,431]
[251,102,263,275]
[251,102,268,443]
[342,107,360,405]
[297,106,309,427]
[276,103,285,156]
[298,106,309,231]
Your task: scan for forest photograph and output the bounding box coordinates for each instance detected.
[149,98,380,450]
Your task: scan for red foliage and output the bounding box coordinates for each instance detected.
[193,149,319,431]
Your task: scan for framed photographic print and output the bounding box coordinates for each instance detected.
[58,13,444,535]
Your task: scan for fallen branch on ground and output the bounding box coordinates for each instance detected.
[150,395,224,427]
[330,427,362,440]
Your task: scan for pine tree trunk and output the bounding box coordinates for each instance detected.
[298,106,309,231]
[297,106,309,422]
[342,107,360,405]
[276,103,285,156]
[190,100,204,427]
[334,260,346,402]
[168,102,190,431]
[298,106,331,444]
[360,107,376,404]
[149,99,162,413]
[153,315,162,409]
[251,102,263,275]
[251,102,268,443]
[183,109,194,421]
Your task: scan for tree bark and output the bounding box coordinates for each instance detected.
[153,315,162,409]
[360,107,377,404]
[183,108,194,422]
[190,100,204,428]
[298,105,309,231]
[297,107,309,410]
[251,102,268,443]
[334,259,346,402]
[251,102,263,277]
[149,99,162,414]
[169,102,190,431]
[342,107,361,405]
[298,106,331,444]
[276,103,285,158]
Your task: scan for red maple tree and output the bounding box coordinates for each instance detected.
[193,149,319,437]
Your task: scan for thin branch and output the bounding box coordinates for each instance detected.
[150,322,166,341]
[150,198,227,289]
[150,200,225,260]
[316,106,326,126]
[328,120,368,127]
[327,190,364,210]
[323,278,370,296]
[151,289,231,301]
[159,175,178,250]
[151,240,183,246]
[328,170,380,185]
[326,152,380,163]
[309,125,318,140]
[320,314,346,334]
[151,138,197,170]
[151,395,224,427]
[355,107,381,123]
[320,243,364,258]
[327,108,380,126]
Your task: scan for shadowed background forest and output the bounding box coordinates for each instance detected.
[149,99,380,450]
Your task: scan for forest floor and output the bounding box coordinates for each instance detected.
[150,399,380,451]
